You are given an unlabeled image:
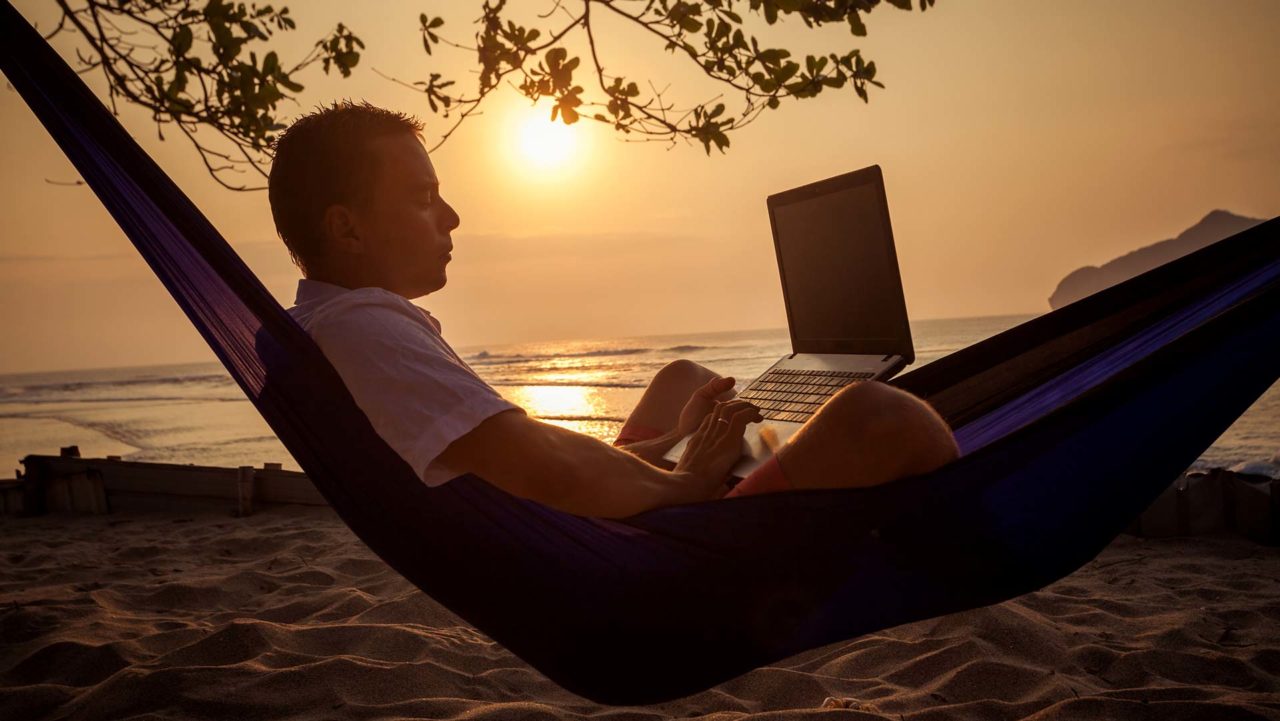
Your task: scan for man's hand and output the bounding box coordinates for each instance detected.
[674,399,763,489]
[675,376,738,437]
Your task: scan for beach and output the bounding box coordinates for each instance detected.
[3,506,1279,719]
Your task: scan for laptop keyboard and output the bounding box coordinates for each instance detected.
[738,369,875,423]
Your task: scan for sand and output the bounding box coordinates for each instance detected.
[2,506,1279,720]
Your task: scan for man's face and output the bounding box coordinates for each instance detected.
[351,133,460,298]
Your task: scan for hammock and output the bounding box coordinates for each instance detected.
[4,2,1278,705]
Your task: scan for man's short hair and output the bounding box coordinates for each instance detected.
[268,101,424,274]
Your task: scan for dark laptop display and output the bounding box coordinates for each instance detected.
[767,165,915,362]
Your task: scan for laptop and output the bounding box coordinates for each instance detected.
[662,165,915,478]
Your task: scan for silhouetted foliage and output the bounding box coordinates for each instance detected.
[42,0,935,190]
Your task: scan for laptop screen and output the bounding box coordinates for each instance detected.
[767,166,914,359]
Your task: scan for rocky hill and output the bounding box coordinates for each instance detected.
[1048,210,1264,309]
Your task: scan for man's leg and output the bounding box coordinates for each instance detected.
[615,359,734,443]
[773,381,959,490]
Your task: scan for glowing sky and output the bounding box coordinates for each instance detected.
[2,0,1277,373]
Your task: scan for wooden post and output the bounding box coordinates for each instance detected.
[20,463,46,516]
[1218,468,1237,533]
[80,471,108,517]
[1271,479,1279,547]
[236,466,255,517]
[1175,477,1190,537]
[44,472,105,513]
[1,476,26,515]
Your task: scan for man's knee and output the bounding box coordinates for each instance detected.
[827,382,959,471]
[779,382,958,489]
[652,359,728,397]
[824,381,906,423]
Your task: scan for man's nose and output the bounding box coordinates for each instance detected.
[438,197,461,231]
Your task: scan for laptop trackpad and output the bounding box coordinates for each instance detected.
[661,422,800,478]
[730,422,799,478]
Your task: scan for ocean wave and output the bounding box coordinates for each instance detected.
[2,412,155,451]
[530,414,629,423]
[662,344,709,352]
[486,380,648,389]
[0,396,245,406]
[467,347,653,366]
[8,373,234,397]
[130,434,283,453]
[681,355,780,366]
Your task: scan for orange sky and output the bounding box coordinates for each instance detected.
[2,0,1278,374]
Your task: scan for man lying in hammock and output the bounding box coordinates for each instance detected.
[274,102,959,519]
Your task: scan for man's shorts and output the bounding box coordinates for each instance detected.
[613,421,793,498]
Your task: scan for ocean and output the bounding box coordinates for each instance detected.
[1,314,1276,476]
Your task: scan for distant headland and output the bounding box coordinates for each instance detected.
[1049,210,1265,310]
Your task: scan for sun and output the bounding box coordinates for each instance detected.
[516,110,579,170]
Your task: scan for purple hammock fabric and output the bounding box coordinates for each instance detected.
[4,2,1279,704]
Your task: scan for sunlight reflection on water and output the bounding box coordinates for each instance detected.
[503,384,610,421]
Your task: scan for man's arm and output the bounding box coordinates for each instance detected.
[616,431,683,468]
[435,409,713,518]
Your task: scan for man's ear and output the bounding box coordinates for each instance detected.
[321,203,364,255]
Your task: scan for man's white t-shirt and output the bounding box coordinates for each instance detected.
[287,278,523,486]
